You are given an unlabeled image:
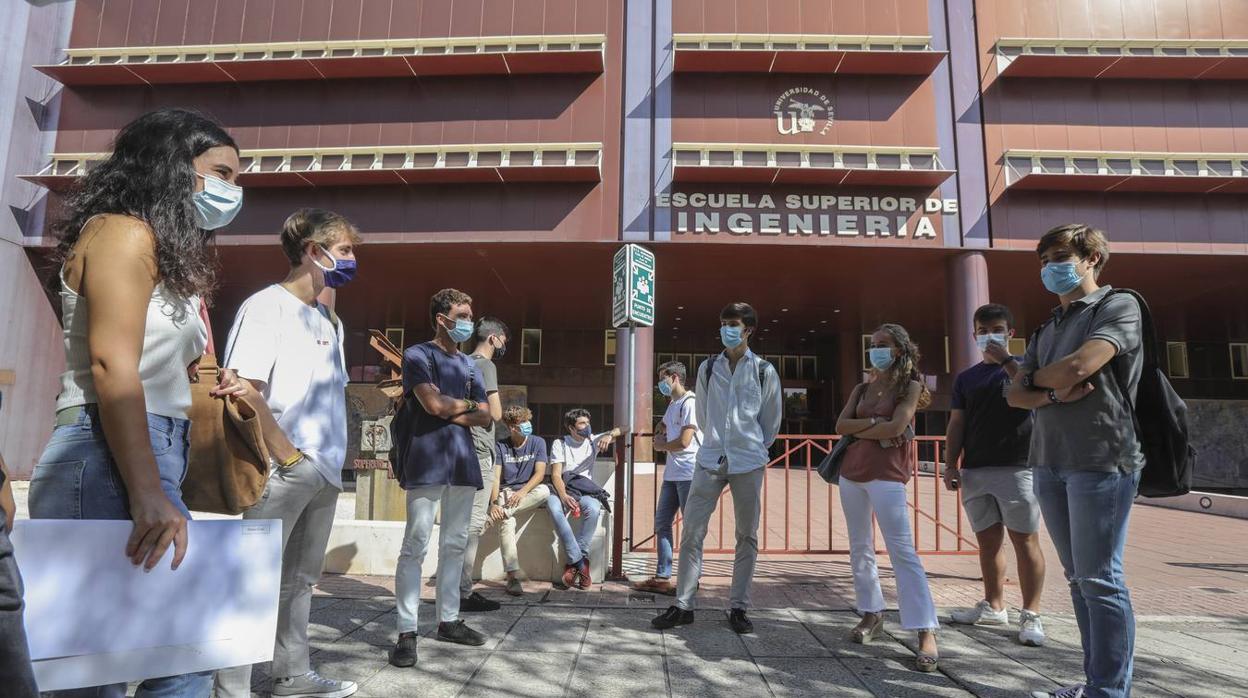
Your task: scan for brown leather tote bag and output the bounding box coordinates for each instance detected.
[183,354,271,514]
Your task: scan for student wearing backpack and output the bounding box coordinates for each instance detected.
[651,303,782,635]
[389,289,493,669]
[633,361,701,596]
[945,304,1047,648]
[1008,224,1144,698]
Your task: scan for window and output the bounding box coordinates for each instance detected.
[1008,337,1027,357]
[862,334,873,371]
[782,355,799,380]
[384,327,405,351]
[800,356,818,380]
[521,329,542,366]
[1231,343,1248,380]
[604,330,617,366]
[1166,342,1189,379]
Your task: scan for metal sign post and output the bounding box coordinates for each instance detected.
[610,244,655,578]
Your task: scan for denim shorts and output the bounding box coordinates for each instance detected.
[29,405,193,521]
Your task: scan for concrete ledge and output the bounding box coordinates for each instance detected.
[324,460,616,582]
[1138,490,1248,520]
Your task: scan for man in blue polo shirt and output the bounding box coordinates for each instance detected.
[491,406,549,596]
[389,288,492,669]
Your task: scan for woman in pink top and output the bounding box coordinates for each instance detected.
[835,323,940,672]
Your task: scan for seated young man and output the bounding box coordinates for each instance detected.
[547,409,620,590]
[492,406,549,597]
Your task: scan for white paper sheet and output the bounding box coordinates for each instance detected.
[12,519,282,690]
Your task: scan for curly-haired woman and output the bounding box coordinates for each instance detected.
[834,323,940,673]
[28,108,241,698]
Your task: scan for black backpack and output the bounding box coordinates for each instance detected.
[1032,289,1195,498]
[1091,289,1195,497]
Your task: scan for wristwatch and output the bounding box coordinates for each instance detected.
[1021,372,1037,390]
[1047,389,1062,405]
[463,399,479,413]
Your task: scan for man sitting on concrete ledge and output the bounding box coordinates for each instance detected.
[548,409,620,590]
[492,406,550,597]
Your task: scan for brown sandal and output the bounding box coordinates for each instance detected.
[632,578,675,595]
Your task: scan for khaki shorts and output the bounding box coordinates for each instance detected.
[960,466,1040,534]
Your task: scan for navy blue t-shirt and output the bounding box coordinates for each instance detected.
[495,436,548,490]
[399,341,488,489]
[951,359,1033,469]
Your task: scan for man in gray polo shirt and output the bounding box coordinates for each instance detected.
[1008,224,1144,698]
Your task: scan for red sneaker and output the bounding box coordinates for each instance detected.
[561,563,578,588]
[576,557,592,590]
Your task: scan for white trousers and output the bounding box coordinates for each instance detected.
[839,478,939,631]
[395,484,476,633]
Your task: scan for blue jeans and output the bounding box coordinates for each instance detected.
[0,521,38,697]
[654,479,692,579]
[1034,465,1141,698]
[28,406,212,698]
[546,492,602,563]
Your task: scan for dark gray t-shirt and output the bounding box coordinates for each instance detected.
[1021,286,1145,473]
[470,354,500,461]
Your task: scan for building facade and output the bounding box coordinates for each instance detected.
[2,0,1246,489]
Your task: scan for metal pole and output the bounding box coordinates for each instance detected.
[626,320,636,539]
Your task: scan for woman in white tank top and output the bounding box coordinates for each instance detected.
[28,109,242,698]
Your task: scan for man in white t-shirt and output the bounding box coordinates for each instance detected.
[633,361,700,596]
[212,209,361,698]
[547,410,621,588]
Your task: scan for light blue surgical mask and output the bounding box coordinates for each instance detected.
[976,333,1007,353]
[1041,261,1085,296]
[720,325,744,349]
[443,315,474,344]
[869,347,896,370]
[193,172,243,230]
[657,378,673,397]
[519,421,533,437]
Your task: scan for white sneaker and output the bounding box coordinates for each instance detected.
[949,599,1009,625]
[272,671,358,698]
[1030,685,1084,698]
[1019,610,1046,647]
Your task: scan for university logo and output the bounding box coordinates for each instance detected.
[774,87,834,136]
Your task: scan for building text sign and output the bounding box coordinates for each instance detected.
[656,192,958,240]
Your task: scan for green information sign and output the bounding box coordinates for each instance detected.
[612,244,655,327]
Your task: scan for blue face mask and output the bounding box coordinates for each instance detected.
[657,379,673,397]
[576,426,592,439]
[1041,261,1085,296]
[720,325,745,349]
[193,172,243,230]
[869,347,896,371]
[443,315,474,344]
[518,421,533,437]
[975,333,1007,353]
[314,246,357,288]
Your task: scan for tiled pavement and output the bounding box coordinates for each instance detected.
[253,593,1248,697]
[279,501,1248,697]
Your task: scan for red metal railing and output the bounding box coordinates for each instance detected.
[611,433,977,575]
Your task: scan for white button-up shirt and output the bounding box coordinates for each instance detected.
[694,349,783,474]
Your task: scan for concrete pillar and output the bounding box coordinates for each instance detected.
[947,251,991,374]
[613,325,654,461]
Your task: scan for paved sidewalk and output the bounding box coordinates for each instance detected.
[250,590,1247,697]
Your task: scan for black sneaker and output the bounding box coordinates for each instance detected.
[436,620,487,646]
[389,632,418,668]
[728,608,754,634]
[651,605,695,629]
[460,591,502,612]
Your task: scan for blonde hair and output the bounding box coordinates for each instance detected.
[279,208,361,266]
[873,323,932,410]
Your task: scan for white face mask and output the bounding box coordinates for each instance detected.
[976,333,1007,353]
[193,172,243,230]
